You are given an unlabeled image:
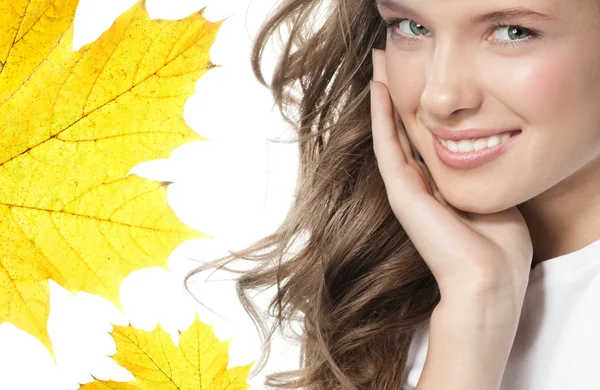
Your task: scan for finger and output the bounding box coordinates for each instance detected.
[372,51,448,208]
[371,51,474,222]
[392,107,417,161]
[418,158,472,222]
[370,54,481,274]
[373,49,415,162]
[372,48,388,85]
[371,78,408,181]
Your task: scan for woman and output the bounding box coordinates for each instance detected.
[186,0,600,388]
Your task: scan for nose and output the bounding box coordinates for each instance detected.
[420,41,481,118]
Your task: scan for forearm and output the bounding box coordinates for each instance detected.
[415,298,522,390]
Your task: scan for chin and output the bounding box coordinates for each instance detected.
[444,191,515,215]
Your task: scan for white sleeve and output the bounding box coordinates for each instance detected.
[402,318,431,390]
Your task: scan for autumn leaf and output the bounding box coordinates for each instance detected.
[0,0,221,353]
[80,315,253,389]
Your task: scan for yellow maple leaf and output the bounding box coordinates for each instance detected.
[0,0,221,353]
[81,315,254,389]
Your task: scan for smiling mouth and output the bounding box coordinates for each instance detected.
[433,130,522,170]
[436,130,521,154]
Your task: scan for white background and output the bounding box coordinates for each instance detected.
[0,0,303,388]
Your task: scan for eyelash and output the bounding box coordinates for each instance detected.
[384,18,541,48]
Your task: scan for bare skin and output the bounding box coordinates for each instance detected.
[375,0,600,270]
[372,43,531,390]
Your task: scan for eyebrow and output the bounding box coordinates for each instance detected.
[375,0,554,24]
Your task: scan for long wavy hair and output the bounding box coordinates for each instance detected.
[185,0,441,388]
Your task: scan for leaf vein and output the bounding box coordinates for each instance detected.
[0,200,178,233]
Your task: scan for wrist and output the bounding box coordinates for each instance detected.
[419,304,519,390]
[434,295,523,332]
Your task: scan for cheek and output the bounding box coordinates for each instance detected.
[487,46,600,202]
[384,45,600,121]
[502,59,571,119]
[384,56,424,141]
[385,57,423,112]
[490,46,600,124]
[492,45,600,164]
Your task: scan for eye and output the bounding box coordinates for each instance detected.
[490,24,539,47]
[392,19,432,38]
[384,18,541,48]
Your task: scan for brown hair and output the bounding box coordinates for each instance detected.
[185,0,440,388]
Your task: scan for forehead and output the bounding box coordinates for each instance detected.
[374,0,578,24]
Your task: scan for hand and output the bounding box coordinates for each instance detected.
[370,49,533,307]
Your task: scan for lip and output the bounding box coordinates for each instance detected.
[428,126,519,141]
[433,130,521,170]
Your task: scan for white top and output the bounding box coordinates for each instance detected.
[402,239,600,389]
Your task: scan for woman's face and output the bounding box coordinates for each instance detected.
[376,0,600,215]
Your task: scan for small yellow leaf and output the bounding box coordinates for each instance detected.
[0,0,221,353]
[81,316,254,389]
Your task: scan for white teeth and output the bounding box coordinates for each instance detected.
[438,132,513,153]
